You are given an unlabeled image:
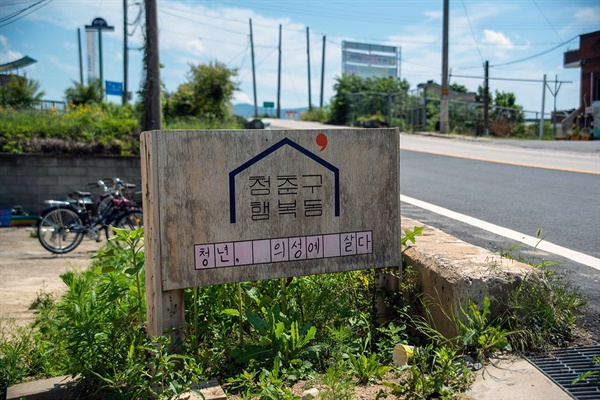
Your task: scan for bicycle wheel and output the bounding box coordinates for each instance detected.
[95,193,115,219]
[105,209,143,242]
[37,207,84,254]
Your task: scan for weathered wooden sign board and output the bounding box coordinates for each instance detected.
[141,128,399,336]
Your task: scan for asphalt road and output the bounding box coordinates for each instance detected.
[400,149,600,259]
[399,133,600,339]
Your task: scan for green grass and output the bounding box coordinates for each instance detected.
[0,227,588,399]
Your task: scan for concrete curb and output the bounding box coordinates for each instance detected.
[401,216,536,338]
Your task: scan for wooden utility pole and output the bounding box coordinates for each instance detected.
[144,0,161,130]
[539,74,546,138]
[123,0,128,105]
[250,19,258,117]
[306,27,312,111]
[277,24,282,119]
[483,60,489,136]
[440,0,449,133]
[320,35,326,109]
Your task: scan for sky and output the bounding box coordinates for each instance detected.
[1,0,599,117]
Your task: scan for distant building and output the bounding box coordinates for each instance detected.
[417,81,477,103]
[0,56,37,90]
[564,30,600,113]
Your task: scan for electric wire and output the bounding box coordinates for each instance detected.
[491,35,578,68]
[532,0,566,48]
[461,0,484,66]
[160,8,248,36]
[0,0,52,28]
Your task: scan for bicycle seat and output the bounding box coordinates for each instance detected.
[72,190,92,197]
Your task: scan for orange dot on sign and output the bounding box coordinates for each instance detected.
[316,133,327,151]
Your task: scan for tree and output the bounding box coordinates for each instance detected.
[328,75,409,125]
[489,90,524,136]
[65,79,103,106]
[449,83,468,93]
[328,74,366,125]
[0,74,45,109]
[166,61,238,120]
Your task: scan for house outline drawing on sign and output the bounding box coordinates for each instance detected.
[229,137,340,224]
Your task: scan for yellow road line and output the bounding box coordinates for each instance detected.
[400,147,600,175]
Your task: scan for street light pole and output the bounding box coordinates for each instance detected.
[85,18,114,95]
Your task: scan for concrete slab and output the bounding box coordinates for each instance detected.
[467,356,572,400]
[6,375,76,400]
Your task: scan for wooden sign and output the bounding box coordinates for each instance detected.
[141,128,400,336]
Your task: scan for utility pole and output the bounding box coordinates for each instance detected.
[552,75,560,138]
[440,0,449,134]
[539,74,546,138]
[250,19,258,117]
[306,27,312,111]
[277,24,282,119]
[123,0,128,105]
[320,35,326,109]
[77,28,83,85]
[483,60,489,136]
[144,0,161,130]
[398,46,402,80]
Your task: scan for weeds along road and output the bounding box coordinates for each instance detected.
[399,133,600,341]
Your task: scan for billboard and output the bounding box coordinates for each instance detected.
[86,31,98,83]
[342,41,400,79]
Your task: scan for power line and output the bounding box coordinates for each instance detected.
[0,0,52,27]
[160,8,248,37]
[450,73,572,84]
[532,0,566,48]
[461,0,484,66]
[490,35,578,68]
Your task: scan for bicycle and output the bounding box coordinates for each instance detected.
[36,179,143,254]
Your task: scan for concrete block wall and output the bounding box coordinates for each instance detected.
[0,154,141,215]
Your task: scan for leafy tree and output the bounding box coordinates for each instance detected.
[491,90,524,125]
[475,84,491,104]
[166,61,238,120]
[328,74,366,125]
[0,74,45,109]
[328,75,409,125]
[65,79,103,106]
[449,83,468,93]
[489,90,524,136]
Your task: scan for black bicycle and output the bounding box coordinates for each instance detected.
[37,179,143,254]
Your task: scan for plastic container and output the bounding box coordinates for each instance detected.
[392,344,414,366]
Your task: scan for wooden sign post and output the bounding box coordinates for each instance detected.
[141,129,400,339]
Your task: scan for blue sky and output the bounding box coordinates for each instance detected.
[1,0,599,116]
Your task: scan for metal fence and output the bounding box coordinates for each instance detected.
[346,91,550,137]
[33,100,67,113]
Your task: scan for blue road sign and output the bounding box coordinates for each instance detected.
[105,80,123,96]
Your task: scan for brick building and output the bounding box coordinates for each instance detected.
[564,30,600,113]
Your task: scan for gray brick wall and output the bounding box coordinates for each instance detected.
[0,154,141,215]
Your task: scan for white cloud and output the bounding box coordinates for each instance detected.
[424,10,442,20]
[574,7,600,24]
[233,91,251,104]
[0,50,24,64]
[482,30,514,49]
[0,35,7,48]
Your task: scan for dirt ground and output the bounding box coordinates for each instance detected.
[0,226,104,326]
